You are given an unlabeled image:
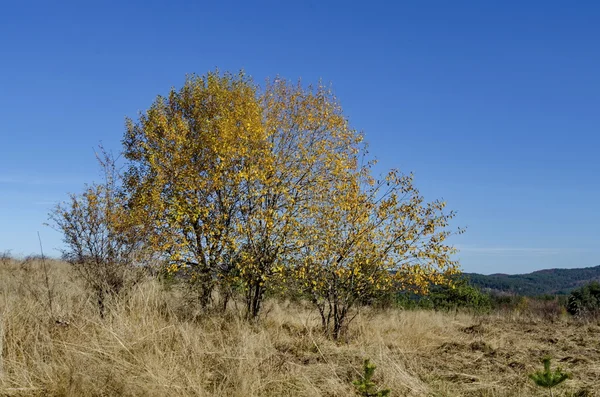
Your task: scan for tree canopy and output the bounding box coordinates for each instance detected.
[52,70,462,336]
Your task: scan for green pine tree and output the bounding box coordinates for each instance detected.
[353,359,390,397]
[529,356,570,397]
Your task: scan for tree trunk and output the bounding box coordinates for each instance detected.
[246,281,264,320]
[97,289,106,319]
[221,288,230,312]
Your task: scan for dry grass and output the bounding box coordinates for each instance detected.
[0,257,598,396]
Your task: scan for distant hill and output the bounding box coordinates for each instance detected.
[464,265,600,296]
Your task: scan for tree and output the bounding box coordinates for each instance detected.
[50,149,147,317]
[353,359,390,397]
[296,151,461,338]
[122,73,367,318]
[235,78,363,318]
[529,356,570,397]
[120,70,461,325]
[123,71,268,308]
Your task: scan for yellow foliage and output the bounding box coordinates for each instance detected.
[115,70,461,324]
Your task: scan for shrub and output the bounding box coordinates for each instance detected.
[567,282,600,317]
[428,278,491,312]
[527,297,566,321]
[395,277,491,313]
[49,150,149,316]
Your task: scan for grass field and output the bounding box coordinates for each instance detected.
[0,257,598,396]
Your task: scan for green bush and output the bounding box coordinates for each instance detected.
[429,279,492,312]
[567,281,600,317]
[395,277,491,313]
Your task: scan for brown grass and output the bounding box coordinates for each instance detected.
[0,257,598,396]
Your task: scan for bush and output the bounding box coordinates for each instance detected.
[49,150,149,317]
[395,277,491,313]
[428,279,491,312]
[528,298,566,321]
[567,281,600,317]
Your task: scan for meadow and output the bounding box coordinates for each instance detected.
[0,256,597,397]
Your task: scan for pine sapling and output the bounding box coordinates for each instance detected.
[529,356,571,397]
[353,359,390,397]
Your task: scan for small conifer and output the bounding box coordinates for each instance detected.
[529,356,570,397]
[353,359,390,397]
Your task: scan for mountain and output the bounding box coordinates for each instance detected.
[464,265,600,296]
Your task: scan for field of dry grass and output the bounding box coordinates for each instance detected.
[0,257,598,396]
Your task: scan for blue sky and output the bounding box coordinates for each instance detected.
[1,1,598,274]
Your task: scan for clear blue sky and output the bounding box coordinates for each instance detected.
[1,1,598,274]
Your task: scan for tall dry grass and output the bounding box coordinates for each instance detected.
[0,257,597,396]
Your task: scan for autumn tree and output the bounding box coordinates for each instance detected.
[119,70,461,324]
[121,72,364,317]
[296,158,461,339]
[123,71,269,308]
[235,79,363,318]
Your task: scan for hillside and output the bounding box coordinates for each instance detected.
[465,265,600,296]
